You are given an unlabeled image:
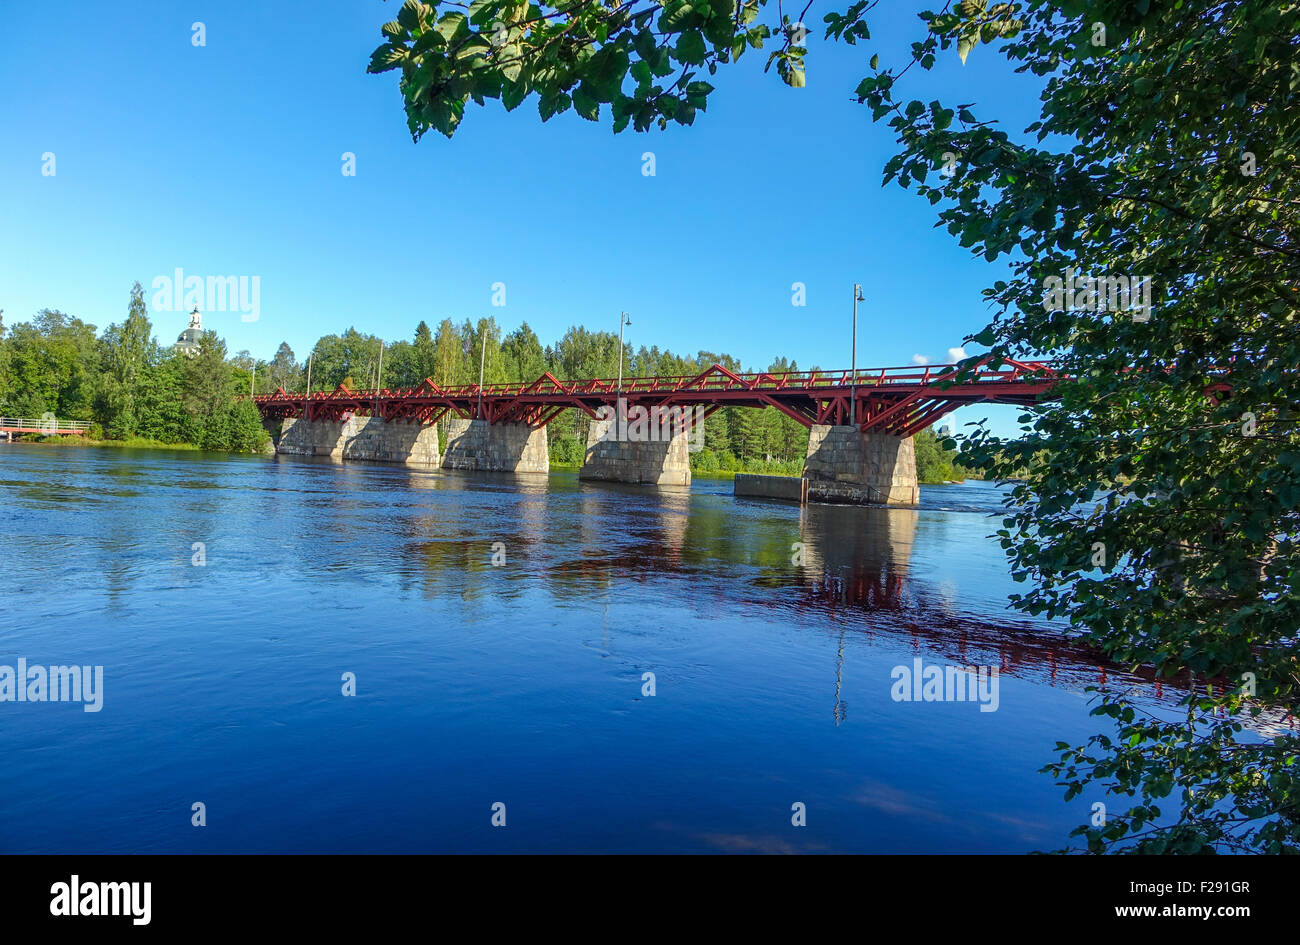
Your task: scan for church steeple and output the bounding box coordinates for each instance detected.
[175,306,204,357]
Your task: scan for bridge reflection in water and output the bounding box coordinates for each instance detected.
[368,468,1277,730]
[770,501,1295,735]
[251,458,1294,737]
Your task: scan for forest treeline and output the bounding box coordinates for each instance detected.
[0,284,266,451]
[0,283,968,480]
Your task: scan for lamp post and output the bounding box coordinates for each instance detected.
[850,284,863,427]
[476,324,497,421]
[616,311,631,438]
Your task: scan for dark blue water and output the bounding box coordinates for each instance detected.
[0,444,1157,852]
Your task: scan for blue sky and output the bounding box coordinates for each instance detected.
[0,1,1048,437]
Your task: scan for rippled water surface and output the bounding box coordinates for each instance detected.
[0,444,1152,852]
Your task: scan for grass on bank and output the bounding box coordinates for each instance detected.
[16,434,207,451]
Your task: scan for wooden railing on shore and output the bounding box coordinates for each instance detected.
[0,417,92,435]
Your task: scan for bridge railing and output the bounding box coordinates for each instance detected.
[0,417,93,433]
[251,359,1058,404]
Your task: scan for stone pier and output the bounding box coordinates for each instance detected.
[276,416,348,459]
[579,415,692,486]
[802,425,919,506]
[275,416,441,465]
[441,418,549,473]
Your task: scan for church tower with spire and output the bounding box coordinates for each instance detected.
[175,305,203,356]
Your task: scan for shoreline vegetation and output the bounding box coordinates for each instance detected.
[2,283,974,483]
[16,434,207,451]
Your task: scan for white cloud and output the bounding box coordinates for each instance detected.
[947,346,967,362]
[910,353,929,365]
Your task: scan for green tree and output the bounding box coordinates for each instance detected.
[702,409,730,456]
[383,339,420,389]
[98,282,155,437]
[226,398,270,453]
[229,350,257,401]
[551,325,620,380]
[913,428,965,484]
[462,316,508,387]
[413,320,437,382]
[182,331,234,448]
[4,309,99,418]
[309,328,383,391]
[264,342,302,394]
[501,321,547,383]
[431,318,462,387]
[134,356,188,442]
[729,406,763,463]
[229,350,256,374]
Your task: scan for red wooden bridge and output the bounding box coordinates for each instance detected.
[252,358,1059,436]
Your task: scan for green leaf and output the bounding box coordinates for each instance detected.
[676,30,707,66]
[660,1,698,32]
[537,91,570,121]
[649,46,675,77]
[467,0,497,27]
[634,30,659,63]
[397,0,427,31]
[501,80,527,112]
[435,11,468,42]
[572,85,599,121]
[958,34,975,64]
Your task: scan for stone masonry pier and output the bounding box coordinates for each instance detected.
[579,414,692,486]
[275,416,441,465]
[441,418,549,474]
[802,425,919,506]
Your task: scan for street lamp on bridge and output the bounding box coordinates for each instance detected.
[850,284,864,427]
[477,323,498,421]
[616,311,631,436]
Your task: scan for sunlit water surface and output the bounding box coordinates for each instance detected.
[0,444,1164,852]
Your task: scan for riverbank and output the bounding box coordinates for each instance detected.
[12,434,206,451]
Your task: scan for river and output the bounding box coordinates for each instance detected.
[0,444,1159,852]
